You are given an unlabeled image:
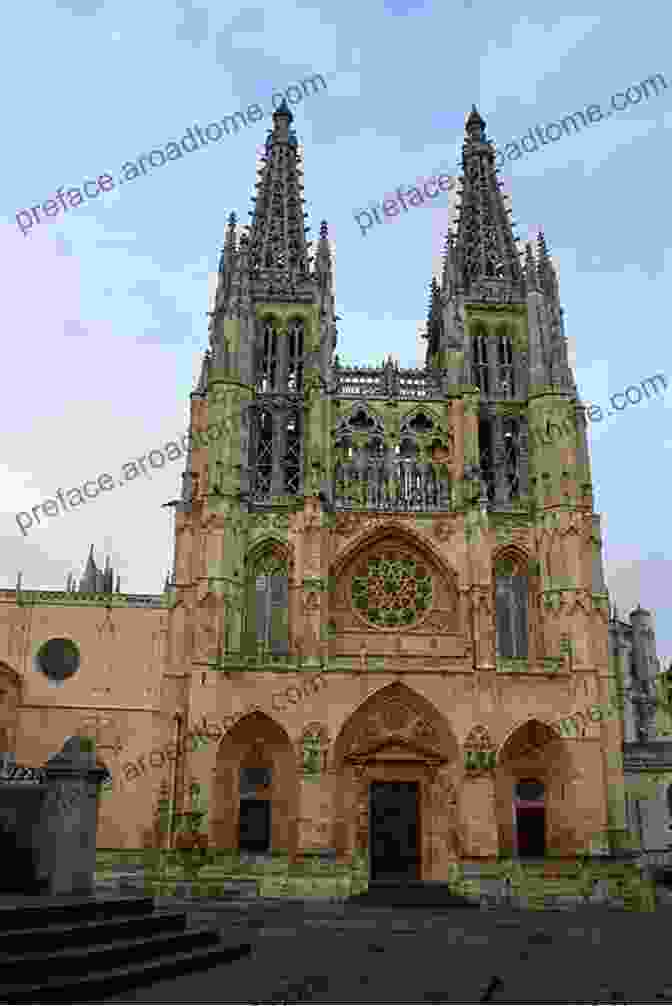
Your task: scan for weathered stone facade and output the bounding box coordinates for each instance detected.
[0,103,662,881]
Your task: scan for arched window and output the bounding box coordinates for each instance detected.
[256,319,279,392]
[495,555,528,659]
[287,318,304,392]
[246,551,289,657]
[472,326,490,394]
[503,418,520,499]
[496,326,515,397]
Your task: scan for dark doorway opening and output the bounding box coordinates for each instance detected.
[514,779,546,857]
[369,781,419,882]
[238,799,271,853]
[515,805,546,857]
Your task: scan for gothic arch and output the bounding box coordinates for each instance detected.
[246,538,294,578]
[399,405,441,433]
[495,717,575,857]
[333,403,386,439]
[331,680,459,769]
[330,682,461,866]
[492,543,530,574]
[212,710,298,853]
[330,522,460,634]
[497,717,560,761]
[331,520,458,586]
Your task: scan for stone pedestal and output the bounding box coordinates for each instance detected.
[37,736,108,897]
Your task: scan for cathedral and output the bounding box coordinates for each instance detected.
[1,101,669,882]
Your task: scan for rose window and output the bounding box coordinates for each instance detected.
[351,554,433,628]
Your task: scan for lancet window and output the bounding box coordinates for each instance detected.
[287,319,304,392]
[246,550,289,657]
[472,326,490,395]
[257,319,279,392]
[494,555,529,659]
[497,326,515,398]
[503,417,521,498]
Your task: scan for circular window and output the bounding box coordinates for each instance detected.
[35,638,81,682]
[351,553,433,629]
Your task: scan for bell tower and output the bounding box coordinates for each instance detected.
[172,97,337,675]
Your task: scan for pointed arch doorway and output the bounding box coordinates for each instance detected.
[369,779,420,882]
[333,682,459,883]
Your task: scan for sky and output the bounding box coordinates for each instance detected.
[1,1,670,664]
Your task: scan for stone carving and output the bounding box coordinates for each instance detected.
[335,513,362,537]
[434,518,456,542]
[302,591,321,613]
[465,725,494,751]
[412,718,439,744]
[297,723,329,776]
[347,699,442,759]
[380,700,413,732]
[302,732,322,776]
[464,724,497,775]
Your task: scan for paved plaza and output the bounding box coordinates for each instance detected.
[97,899,672,1004]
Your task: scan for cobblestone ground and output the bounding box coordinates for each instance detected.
[98,901,672,1004]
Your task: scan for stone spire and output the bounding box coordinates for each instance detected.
[79,544,98,593]
[453,105,525,302]
[246,98,312,295]
[75,545,119,594]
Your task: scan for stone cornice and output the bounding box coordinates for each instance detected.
[0,590,165,609]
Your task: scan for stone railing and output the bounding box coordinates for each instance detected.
[333,462,451,512]
[333,365,442,400]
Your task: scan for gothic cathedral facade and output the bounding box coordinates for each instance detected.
[0,102,645,875]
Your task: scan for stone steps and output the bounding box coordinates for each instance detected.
[347,881,480,908]
[0,893,252,1003]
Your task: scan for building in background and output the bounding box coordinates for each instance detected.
[0,103,668,877]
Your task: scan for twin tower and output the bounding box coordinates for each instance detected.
[168,98,601,678]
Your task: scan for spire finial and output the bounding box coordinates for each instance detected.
[272,97,294,124]
[465,104,486,142]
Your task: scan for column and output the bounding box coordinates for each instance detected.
[460,772,499,858]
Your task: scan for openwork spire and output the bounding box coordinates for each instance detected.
[247,98,311,290]
[454,105,525,302]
